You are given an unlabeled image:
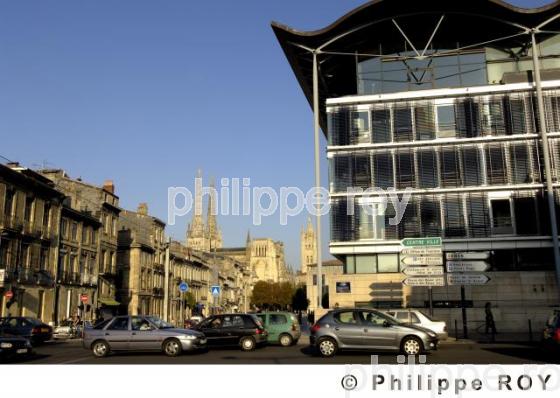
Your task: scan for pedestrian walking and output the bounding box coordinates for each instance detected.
[485,302,497,337]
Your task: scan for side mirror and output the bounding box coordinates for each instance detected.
[383,320,392,328]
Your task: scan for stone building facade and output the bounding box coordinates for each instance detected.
[117,204,166,318]
[56,204,101,323]
[0,163,64,322]
[300,217,317,276]
[41,169,121,319]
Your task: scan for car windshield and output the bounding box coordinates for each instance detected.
[146,316,174,329]
[25,317,42,325]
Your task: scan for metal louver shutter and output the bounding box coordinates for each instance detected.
[372,108,391,143]
[418,149,438,188]
[396,150,415,189]
[456,98,480,138]
[393,107,413,142]
[462,147,483,186]
[510,144,531,184]
[331,155,351,192]
[373,153,394,189]
[443,195,466,237]
[440,148,461,187]
[415,104,435,140]
[466,194,489,237]
[485,144,508,185]
[328,109,349,146]
[353,153,372,189]
[419,198,441,237]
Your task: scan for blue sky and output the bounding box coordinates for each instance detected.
[0,0,553,269]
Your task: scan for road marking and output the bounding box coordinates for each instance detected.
[57,356,92,364]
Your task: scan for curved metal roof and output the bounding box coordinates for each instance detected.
[272,0,560,131]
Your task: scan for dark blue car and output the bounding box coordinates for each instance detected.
[0,317,53,345]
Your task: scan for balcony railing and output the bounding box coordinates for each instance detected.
[0,215,23,232]
[152,287,164,297]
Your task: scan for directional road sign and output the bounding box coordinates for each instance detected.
[402,266,444,277]
[401,247,442,256]
[401,237,442,247]
[211,285,221,296]
[446,252,490,261]
[401,255,443,266]
[179,282,189,293]
[446,274,490,286]
[446,261,490,273]
[402,276,445,287]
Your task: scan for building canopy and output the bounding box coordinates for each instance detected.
[272,0,560,131]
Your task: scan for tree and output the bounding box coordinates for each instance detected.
[251,281,295,310]
[291,285,309,312]
[184,292,196,309]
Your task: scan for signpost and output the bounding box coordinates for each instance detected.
[211,285,221,296]
[447,274,490,286]
[446,252,490,261]
[400,237,443,316]
[446,261,490,273]
[401,256,443,266]
[402,276,445,287]
[402,267,444,277]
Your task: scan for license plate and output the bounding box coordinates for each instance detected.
[17,349,28,354]
[41,328,49,333]
[200,339,207,344]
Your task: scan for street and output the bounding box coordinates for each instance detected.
[6,338,559,365]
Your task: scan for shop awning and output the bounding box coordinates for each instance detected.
[98,298,120,306]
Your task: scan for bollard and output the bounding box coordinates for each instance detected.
[528,319,533,342]
[455,319,459,340]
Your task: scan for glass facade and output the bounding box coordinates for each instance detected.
[328,88,560,244]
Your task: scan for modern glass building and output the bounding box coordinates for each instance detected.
[274,0,560,329]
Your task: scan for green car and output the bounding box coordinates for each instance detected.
[255,312,301,347]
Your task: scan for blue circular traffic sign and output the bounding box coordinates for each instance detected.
[179,282,189,293]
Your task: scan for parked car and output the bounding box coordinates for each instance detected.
[255,312,301,346]
[543,309,560,349]
[0,332,33,362]
[54,319,93,339]
[192,313,267,351]
[0,317,52,345]
[310,308,438,357]
[82,315,207,358]
[384,309,448,340]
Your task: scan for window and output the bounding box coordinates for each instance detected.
[415,105,435,140]
[373,153,394,189]
[270,314,288,325]
[436,105,456,138]
[357,198,385,240]
[131,317,153,331]
[396,151,415,188]
[514,197,538,235]
[359,311,388,326]
[377,254,399,273]
[418,150,438,188]
[393,107,413,142]
[71,222,78,241]
[372,109,391,143]
[3,189,14,217]
[441,148,461,187]
[61,219,68,239]
[345,256,355,274]
[353,154,372,188]
[420,199,441,237]
[462,147,483,186]
[443,197,466,237]
[355,255,376,274]
[510,144,531,184]
[108,317,129,331]
[350,111,370,144]
[333,311,358,325]
[42,203,50,232]
[486,146,508,184]
[491,199,513,235]
[24,197,34,222]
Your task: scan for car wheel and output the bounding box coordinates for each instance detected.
[279,334,293,347]
[91,340,110,358]
[240,336,256,351]
[401,336,423,355]
[318,337,337,357]
[163,339,182,357]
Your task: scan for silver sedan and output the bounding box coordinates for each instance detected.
[83,315,207,357]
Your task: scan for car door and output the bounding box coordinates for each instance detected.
[268,313,288,342]
[358,310,399,350]
[332,311,365,347]
[103,317,131,350]
[220,315,244,346]
[197,316,226,346]
[130,317,161,351]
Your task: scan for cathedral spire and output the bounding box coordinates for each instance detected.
[246,229,251,244]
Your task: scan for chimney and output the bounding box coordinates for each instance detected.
[137,203,148,216]
[102,180,115,194]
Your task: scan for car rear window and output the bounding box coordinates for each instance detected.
[270,314,288,325]
[333,311,358,324]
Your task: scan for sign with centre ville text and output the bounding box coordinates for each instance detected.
[401,237,442,247]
